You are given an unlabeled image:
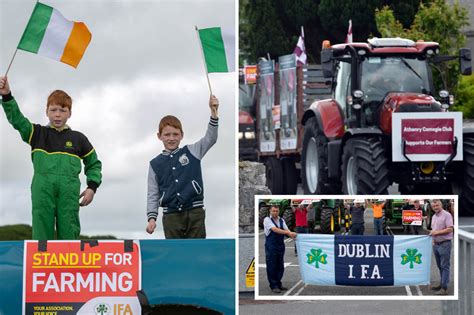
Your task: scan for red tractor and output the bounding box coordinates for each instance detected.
[301,38,473,214]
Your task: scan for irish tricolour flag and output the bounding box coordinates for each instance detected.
[17,2,91,68]
[198,27,235,73]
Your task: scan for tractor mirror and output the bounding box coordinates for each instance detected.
[321,49,334,78]
[460,48,472,75]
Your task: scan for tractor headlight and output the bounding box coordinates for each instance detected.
[245,131,255,139]
[353,90,364,99]
[349,91,363,110]
[439,90,449,98]
[439,90,450,109]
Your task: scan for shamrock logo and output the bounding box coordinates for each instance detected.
[95,303,110,315]
[306,248,328,268]
[401,248,422,269]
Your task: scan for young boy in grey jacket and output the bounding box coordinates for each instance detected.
[146,95,219,238]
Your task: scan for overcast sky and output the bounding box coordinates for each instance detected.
[0,0,236,239]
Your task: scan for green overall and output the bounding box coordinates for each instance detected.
[1,95,102,239]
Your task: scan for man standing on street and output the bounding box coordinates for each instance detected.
[350,200,365,235]
[264,205,297,293]
[294,202,308,256]
[371,199,385,235]
[429,199,454,295]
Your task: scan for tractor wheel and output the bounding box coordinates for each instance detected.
[460,136,474,216]
[282,157,298,194]
[341,137,390,195]
[301,117,340,194]
[264,157,285,194]
[320,207,334,234]
[282,207,295,231]
[258,206,269,229]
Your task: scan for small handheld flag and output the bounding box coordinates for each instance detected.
[345,19,353,43]
[197,26,235,73]
[293,26,307,66]
[17,2,91,69]
[195,26,235,94]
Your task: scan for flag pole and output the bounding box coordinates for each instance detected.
[195,25,213,95]
[4,49,18,77]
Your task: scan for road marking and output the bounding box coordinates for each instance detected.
[405,285,413,296]
[259,231,265,236]
[284,238,292,243]
[283,279,302,296]
[258,262,295,268]
[293,283,307,296]
[415,285,423,296]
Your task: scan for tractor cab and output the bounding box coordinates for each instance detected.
[325,38,451,129]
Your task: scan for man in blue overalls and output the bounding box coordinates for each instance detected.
[264,205,297,293]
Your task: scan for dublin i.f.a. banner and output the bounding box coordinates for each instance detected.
[296,235,431,286]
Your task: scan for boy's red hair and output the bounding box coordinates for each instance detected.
[47,90,72,110]
[159,115,183,135]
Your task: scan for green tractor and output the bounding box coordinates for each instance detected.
[258,199,295,230]
[383,199,406,227]
[310,199,344,234]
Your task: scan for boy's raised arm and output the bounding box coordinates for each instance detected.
[187,95,219,159]
[0,76,34,144]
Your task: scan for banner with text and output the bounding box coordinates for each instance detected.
[258,59,276,152]
[244,65,257,85]
[402,210,423,226]
[296,235,431,286]
[278,53,298,150]
[392,112,462,162]
[23,240,141,315]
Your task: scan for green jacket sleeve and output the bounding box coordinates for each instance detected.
[1,95,34,144]
[82,149,102,192]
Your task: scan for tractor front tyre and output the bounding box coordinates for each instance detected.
[258,206,269,229]
[301,117,339,194]
[320,207,334,234]
[341,137,390,195]
[460,136,474,216]
[282,207,295,231]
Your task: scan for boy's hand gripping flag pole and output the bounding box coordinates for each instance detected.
[195,25,235,95]
[4,1,92,76]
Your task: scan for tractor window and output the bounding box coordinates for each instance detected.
[361,57,430,102]
[334,61,351,112]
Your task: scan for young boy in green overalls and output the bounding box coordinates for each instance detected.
[0,76,102,240]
